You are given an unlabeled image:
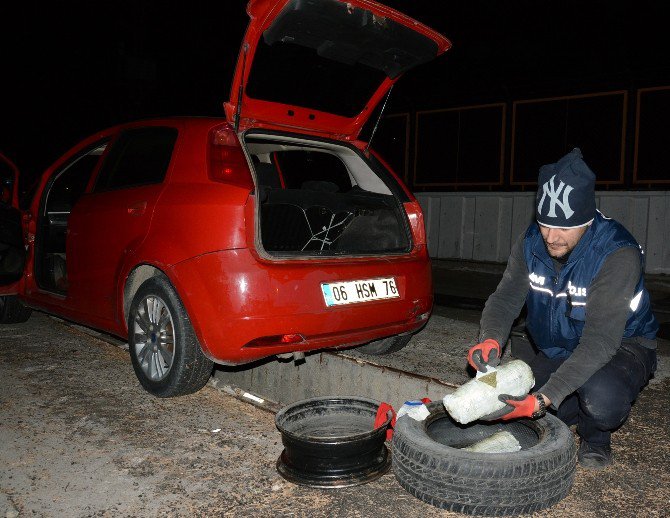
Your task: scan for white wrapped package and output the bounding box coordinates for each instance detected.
[462,431,522,453]
[443,360,534,424]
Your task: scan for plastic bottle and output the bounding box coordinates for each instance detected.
[396,400,431,421]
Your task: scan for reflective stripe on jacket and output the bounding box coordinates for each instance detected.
[523,211,658,359]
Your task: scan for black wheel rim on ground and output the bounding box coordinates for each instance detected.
[275,396,392,488]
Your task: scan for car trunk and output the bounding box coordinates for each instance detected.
[227,0,451,139]
[243,132,411,258]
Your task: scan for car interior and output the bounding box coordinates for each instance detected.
[244,134,410,257]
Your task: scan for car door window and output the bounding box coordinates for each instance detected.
[37,141,108,293]
[94,127,178,192]
[46,153,103,213]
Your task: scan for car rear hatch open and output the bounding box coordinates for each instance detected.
[226,0,451,140]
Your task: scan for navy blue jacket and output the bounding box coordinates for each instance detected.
[524,212,658,359]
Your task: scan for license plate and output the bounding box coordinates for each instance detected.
[321,277,399,307]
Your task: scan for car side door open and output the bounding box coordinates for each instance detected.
[0,152,25,293]
[33,141,109,295]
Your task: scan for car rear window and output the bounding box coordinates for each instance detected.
[95,127,177,191]
[245,0,438,118]
[246,39,384,119]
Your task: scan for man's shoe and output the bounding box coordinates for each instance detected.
[578,440,612,469]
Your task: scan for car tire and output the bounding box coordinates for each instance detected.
[128,277,213,397]
[0,295,32,324]
[392,402,576,516]
[356,334,412,355]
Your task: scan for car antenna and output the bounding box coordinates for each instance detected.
[234,43,250,133]
[365,84,394,153]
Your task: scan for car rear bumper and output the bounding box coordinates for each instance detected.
[168,248,432,364]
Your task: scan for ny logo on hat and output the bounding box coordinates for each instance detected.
[538,175,574,219]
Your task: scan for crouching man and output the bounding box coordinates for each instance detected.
[467,148,658,469]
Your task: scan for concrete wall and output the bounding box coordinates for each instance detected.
[415,191,670,274]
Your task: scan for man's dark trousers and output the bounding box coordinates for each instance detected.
[519,340,657,446]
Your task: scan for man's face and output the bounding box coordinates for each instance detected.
[539,224,589,259]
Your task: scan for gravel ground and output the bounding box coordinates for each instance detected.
[345,314,479,386]
[1,312,669,517]
[347,313,670,388]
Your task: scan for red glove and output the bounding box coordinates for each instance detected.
[467,339,501,371]
[374,402,396,441]
[495,394,538,421]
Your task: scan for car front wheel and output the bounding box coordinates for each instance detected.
[0,295,32,324]
[128,277,213,397]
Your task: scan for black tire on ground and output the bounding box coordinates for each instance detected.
[128,277,213,397]
[392,402,577,516]
[356,334,412,355]
[0,295,32,324]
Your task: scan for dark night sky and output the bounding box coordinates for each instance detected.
[3,0,670,182]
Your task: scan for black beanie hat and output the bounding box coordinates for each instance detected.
[536,148,596,228]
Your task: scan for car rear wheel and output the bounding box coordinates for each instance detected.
[128,277,213,397]
[0,295,32,324]
[356,334,412,355]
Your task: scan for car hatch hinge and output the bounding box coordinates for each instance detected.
[234,42,250,133]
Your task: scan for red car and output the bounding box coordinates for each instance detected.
[0,0,450,397]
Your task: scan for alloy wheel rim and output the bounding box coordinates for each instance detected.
[133,295,175,381]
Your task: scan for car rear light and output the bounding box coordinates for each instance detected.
[244,333,306,348]
[208,125,253,190]
[403,201,427,247]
